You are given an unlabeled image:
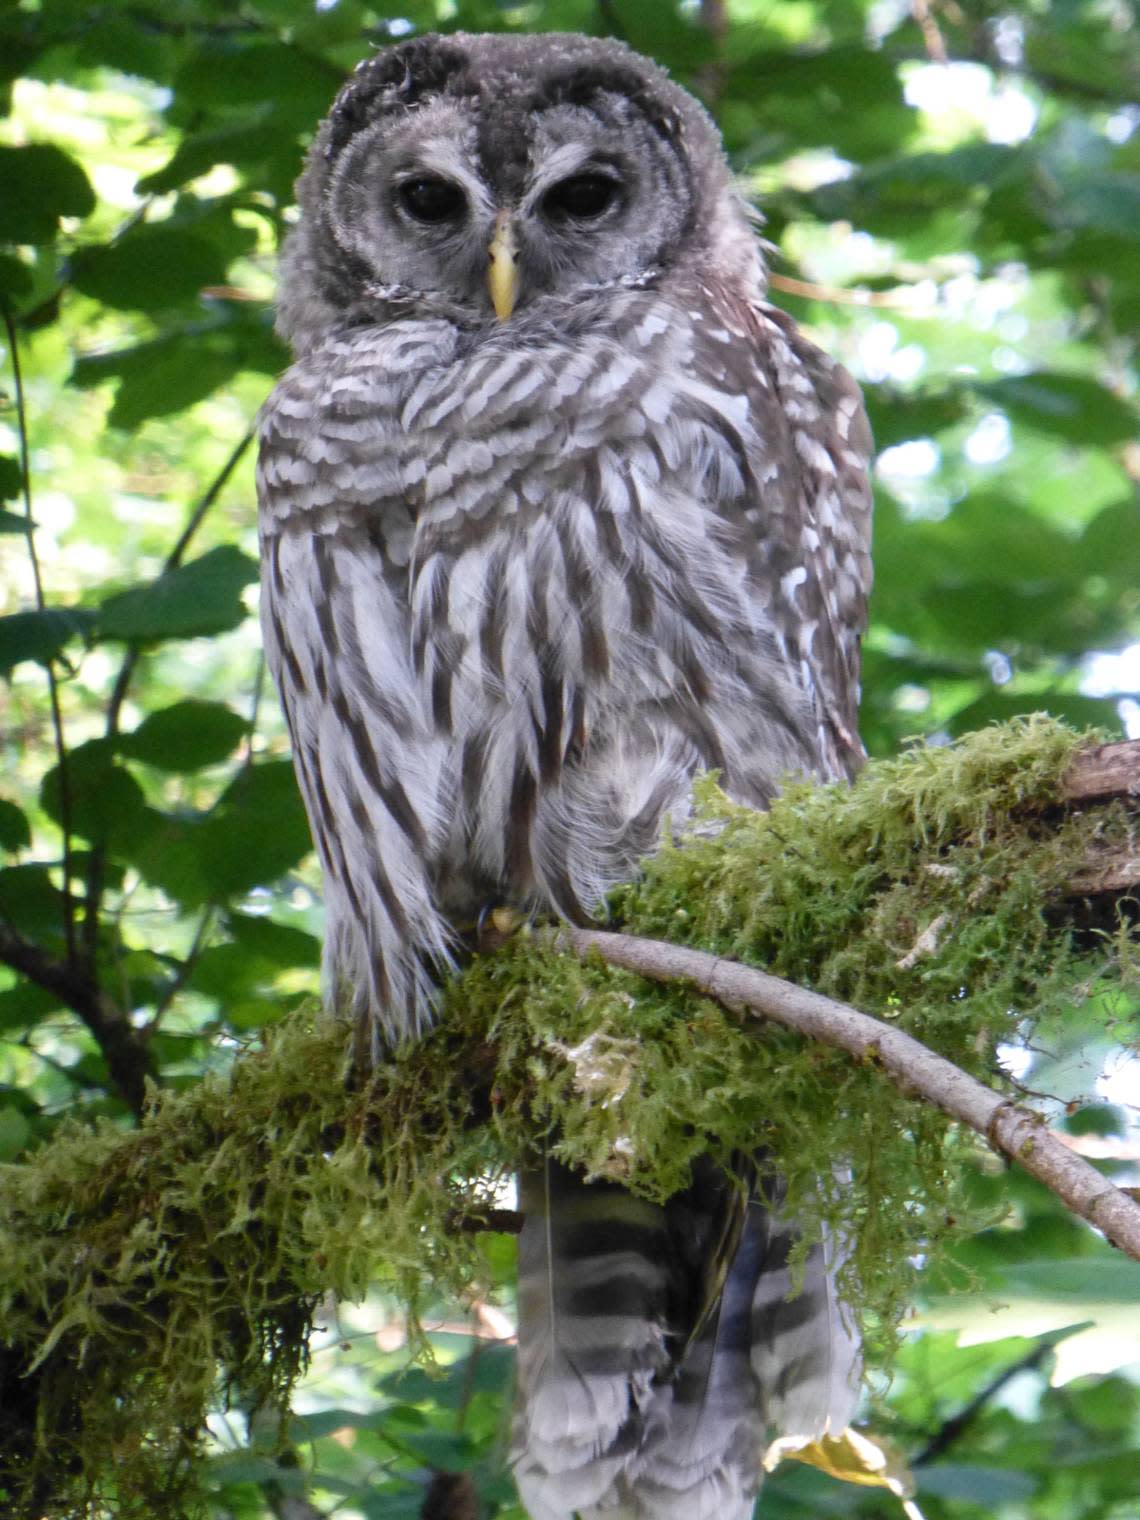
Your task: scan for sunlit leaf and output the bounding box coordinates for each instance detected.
[70,224,246,313]
[40,738,152,846]
[0,607,96,676]
[120,700,249,771]
[70,313,283,426]
[0,798,31,851]
[0,144,94,242]
[972,373,1139,447]
[98,546,259,644]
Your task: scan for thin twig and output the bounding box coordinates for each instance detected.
[555,927,1140,1262]
[911,0,949,63]
[768,272,929,310]
[913,1333,1062,1465]
[2,302,78,965]
[145,904,215,1035]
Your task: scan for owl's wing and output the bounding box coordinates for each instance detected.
[693,285,874,783]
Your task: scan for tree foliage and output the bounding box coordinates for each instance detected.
[1,1,1138,1517]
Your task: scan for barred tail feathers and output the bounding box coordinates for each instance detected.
[512,1161,673,1520]
[631,1198,770,1519]
[512,1162,862,1520]
[751,1211,862,1450]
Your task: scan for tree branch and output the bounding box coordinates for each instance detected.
[0,923,150,1115]
[555,926,1140,1262]
[1062,737,1140,803]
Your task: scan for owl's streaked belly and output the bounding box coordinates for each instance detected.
[258,297,845,1039]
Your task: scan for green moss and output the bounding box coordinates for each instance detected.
[0,717,1134,1517]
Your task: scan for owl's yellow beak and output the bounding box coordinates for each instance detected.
[488,211,519,321]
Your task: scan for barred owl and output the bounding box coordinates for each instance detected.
[258,31,872,1520]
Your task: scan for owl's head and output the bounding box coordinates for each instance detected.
[277,32,760,351]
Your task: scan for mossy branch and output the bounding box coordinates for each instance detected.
[1,717,1137,1519]
[555,926,1140,1259]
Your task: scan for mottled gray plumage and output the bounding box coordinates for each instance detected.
[258,31,871,1518]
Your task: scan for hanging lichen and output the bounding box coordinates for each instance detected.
[0,716,1135,1518]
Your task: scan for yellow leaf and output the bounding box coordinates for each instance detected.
[765,1426,925,1518]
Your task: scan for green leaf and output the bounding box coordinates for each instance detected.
[130,762,311,908]
[70,225,242,313]
[225,911,320,967]
[1064,1104,1127,1139]
[70,313,283,427]
[71,12,177,83]
[1056,171,1140,244]
[998,1258,1140,1304]
[120,700,249,771]
[0,798,31,851]
[98,546,259,644]
[723,46,912,161]
[0,144,95,243]
[193,760,313,901]
[862,386,970,450]
[0,864,65,939]
[185,942,281,1018]
[972,373,1139,447]
[285,1409,382,1442]
[0,510,28,534]
[1078,498,1140,584]
[40,738,152,845]
[0,607,96,676]
[812,144,1022,234]
[0,454,23,502]
[915,1464,1037,1502]
[0,980,63,1035]
[0,252,33,305]
[0,1106,30,1162]
[171,40,343,123]
[138,119,299,196]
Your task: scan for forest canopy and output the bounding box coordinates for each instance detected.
[1,1,1139,1518]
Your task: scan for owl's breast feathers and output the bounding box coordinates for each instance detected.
[257,281,871,1034]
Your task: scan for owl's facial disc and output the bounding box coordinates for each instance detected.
[309,48,702,327]
[276,35,755,349]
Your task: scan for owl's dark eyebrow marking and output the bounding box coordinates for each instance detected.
[531,63,682,144]
[325,37,473,159]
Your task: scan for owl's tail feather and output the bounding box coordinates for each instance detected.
[630,1197,771,1519]
[511,1162,862,1520]
[512,1160,673,1520]
[751,1205,862,1454]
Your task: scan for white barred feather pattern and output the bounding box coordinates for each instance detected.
[258,30,872,1517]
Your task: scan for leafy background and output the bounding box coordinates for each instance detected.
[1,0,1139,1516]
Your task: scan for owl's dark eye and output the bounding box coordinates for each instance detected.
[542,173,620,221]
[397,176,467,224]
